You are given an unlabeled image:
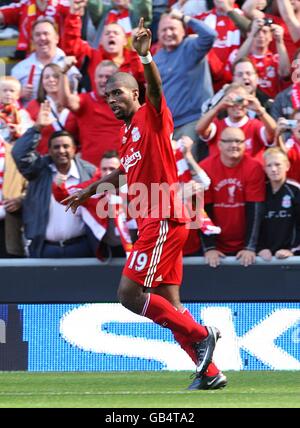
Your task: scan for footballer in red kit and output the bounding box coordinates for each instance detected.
[62,18,226,391]
[118,96,186,226]
[118,95,188,286]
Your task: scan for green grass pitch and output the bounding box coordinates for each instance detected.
[0,371,299,408]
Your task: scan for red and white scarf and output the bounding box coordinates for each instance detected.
[291,83,300,111]
[105,8,132,37]
[0,137,5,219]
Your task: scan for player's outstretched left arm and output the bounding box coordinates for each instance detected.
[62,167,123,213]
[133,18,162,111]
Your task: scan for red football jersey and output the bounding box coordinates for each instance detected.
[250,52,281,99]
[75,92,123,166]
[118,96,188,228]
[200,154,265,253]
[202,116,270,159]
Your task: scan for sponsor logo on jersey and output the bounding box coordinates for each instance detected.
[121,149,142,172]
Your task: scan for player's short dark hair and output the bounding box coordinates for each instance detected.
[48,130,76,148]
[106,72,139,91]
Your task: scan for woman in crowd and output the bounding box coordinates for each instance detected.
[26,63,78,155]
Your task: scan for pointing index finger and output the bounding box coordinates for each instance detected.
[138,17,144,30]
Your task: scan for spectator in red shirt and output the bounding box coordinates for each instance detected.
[232,18,291,99]
[199,126,265,267]
[26,63,78,155]
[61,1,145,94]
[196,83,276,159]
[58,58,123,166]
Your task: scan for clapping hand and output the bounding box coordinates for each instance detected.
[35,101,54,130]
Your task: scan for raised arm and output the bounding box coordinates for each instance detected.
[246,94,277,141]
[241,0,265,19]
[58,56,81,112]
[277,0,300,43]
[272,24,291,78]
[132,18,162,112]
[195,91,234,138]
[273,117,291,153]
[62,0,93,66]
[234,18,263,63]
[214,0,252,33]
[179,136,211,190]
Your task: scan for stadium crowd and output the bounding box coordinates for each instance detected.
[1,0,300,265]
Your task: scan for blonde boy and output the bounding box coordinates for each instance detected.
[257,147,300,260]
[0,76,32,142]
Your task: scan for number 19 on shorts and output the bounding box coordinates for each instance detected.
[128,250,148,271]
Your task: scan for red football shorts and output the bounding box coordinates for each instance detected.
[123,220,189,287]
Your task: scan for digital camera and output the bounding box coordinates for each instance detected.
[286,119,298,129]
[264,17,273,26]
[232,95,245,105]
